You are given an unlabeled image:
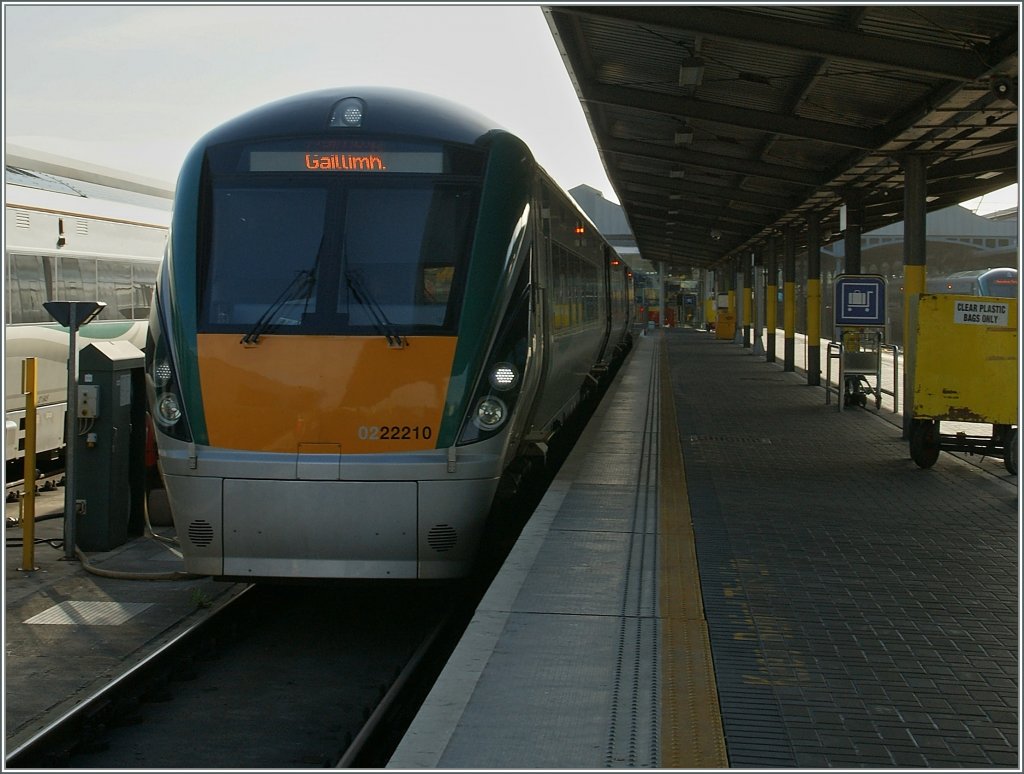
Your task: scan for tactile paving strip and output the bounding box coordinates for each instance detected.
[24,601,153,626]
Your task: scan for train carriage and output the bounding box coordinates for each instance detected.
[4,171,169,478]
[149,87,632,580]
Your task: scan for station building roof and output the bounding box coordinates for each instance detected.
[543,6,1019,270]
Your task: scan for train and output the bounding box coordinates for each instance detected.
[924,267,1017,298]
[4,164,170,481]
[148,87,634,580]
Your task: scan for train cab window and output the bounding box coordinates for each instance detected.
[338,186,474,330]
[200,179,476,336]
[202,187,328,327]
[421,266,455,305]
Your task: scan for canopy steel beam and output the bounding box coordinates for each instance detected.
[602,137,824,187]
[556,6,1015,81]
[584,82,882,149]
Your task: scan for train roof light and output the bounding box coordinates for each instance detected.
[329,97,365,128]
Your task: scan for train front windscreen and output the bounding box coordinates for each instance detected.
[981,269,1018,298]
[198,139,485,339]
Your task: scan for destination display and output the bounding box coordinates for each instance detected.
[249,149,444,174]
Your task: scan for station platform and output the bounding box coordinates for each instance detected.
[389,328,1018,768]
[4,489,241,757]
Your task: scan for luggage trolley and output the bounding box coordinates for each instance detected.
[840,328,883,408]
[827,275,887,410]
[906,293,1018,474]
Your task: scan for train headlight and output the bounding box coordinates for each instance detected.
[156,393,182,426]
[473,397,507,431]
[488,363,519,392]
[154,360,173,386]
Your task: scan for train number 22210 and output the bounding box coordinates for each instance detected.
[357,425,434,441]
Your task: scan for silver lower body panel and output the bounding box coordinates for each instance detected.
[164,472,500,580]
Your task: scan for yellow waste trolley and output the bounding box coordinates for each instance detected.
[906,294,1018,473]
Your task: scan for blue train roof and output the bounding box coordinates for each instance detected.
[196,87,507,148]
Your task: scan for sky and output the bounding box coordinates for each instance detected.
[3,4,618,200]
[2,4,1018,215]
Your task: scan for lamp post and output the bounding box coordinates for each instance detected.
[43,301,105,560]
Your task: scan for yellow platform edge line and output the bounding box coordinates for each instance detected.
[659,335,729,768]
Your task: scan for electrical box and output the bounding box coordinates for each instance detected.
[74,341,146,551]
[78,385,100,418]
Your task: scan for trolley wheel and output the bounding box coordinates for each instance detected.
[909,419,940,469]
[1004,427,1017,476]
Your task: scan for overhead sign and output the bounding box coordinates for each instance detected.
[834,274,886,327]
[953,299,1010,326]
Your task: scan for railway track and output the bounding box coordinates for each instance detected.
[6,582,469,768]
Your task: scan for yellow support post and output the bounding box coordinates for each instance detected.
[20,358,38,572]
[784,282,796,344]
[766,281,778,360]
[903,264,926,355]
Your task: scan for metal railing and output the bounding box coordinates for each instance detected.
[880,343,901,413]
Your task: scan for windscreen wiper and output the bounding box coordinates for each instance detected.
[240,269,315,345]
[344,270,407,349]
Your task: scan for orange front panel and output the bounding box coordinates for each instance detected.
[196,335,457,453]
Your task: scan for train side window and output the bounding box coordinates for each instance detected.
[132,263,158,319]
[8,253,54,323]
[551,243,569,330]
[97,260,134,319]
[56,256,98,305]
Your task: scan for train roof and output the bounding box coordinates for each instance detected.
[5,166,172,228]
[5,164,172,212]
[942,267,1018,278]
[5,144,174,200]
[194,87,509,149]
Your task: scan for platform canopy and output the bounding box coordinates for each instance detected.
[543,6,1019,269]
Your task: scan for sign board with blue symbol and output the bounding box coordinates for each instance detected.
[834,274,886,327]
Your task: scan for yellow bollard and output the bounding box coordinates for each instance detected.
[20,358,38,572]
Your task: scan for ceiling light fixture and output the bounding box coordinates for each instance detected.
[678,57,705,87]
[674,123,695,144]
